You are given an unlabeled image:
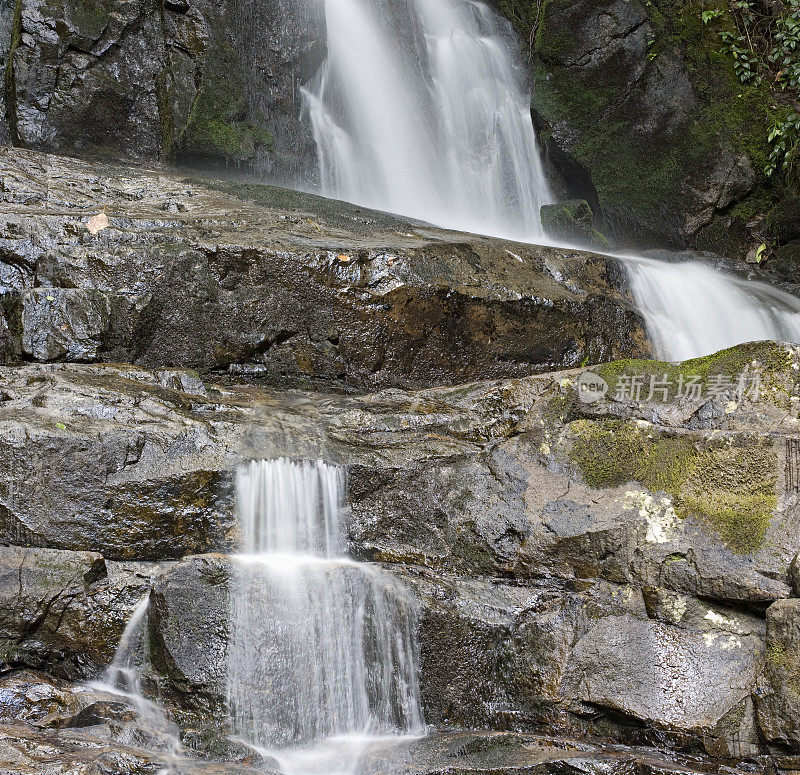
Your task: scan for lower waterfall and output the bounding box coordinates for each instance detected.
[301,0,800,361]
[227,459,425,773]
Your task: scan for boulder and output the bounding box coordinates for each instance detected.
[0,147,649,390]
[21,287,111,361]
[541,200,612,250]
[148,555,233,724]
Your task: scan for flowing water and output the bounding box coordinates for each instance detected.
[302,0,800,360]
[89,594,182,764]
[227,459,425,774]
[622,254,800,362]
[301,0,551,241]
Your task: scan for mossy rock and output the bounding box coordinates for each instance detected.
[500,0,772,247]
[764,197,800,243]
[567,419,777,553]
[769,239,800,283]
[176,26,274,164]
[540,199,612,250]
[592,341,796,402]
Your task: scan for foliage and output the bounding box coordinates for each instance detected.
[705,0,800,180]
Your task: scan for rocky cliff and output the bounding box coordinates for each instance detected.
[1,0,324,180]
[1,148,800,775]
[0,148,648,390]
[2,336,800,772]
[3,0,796,258]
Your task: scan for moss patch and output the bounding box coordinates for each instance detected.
[592,341,794,402]
[179,37,273,164]
[499,0,779,246]
[568,419,777,553]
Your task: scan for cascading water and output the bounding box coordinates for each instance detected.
[227,459,425,775]
[88,594,182,762]
[302,0,800,360]
[622,255,800,362]
[301,0,551,241]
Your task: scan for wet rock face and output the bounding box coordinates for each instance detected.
[0,148,650,391]
[3,0,324,178]
[757,599,800,748]
[522,0,757,249]
[149,556,232,719]
[0,546,162,679]
[0,341,798,762]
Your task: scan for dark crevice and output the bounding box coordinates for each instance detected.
[3,0,22,145]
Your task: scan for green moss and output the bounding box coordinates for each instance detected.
[680,442,777,552]
[519,0,777,242]
[568,419,778,553]
[568,419,696,491]
[592,341,792,401]
[179,39,273,163]
[68,0,110,37]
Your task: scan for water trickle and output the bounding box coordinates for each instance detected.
[226,459,425,771]
[88,594,182,762]
[301,0,800,361]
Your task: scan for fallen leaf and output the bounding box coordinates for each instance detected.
[87,212,109,235]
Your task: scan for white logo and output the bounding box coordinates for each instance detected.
[577,371,608,404]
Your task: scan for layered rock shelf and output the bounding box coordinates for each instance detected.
[1,148,800,774]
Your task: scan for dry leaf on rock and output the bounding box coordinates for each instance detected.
[87,212,109,235]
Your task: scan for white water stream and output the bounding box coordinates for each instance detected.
[227,459,425,774]
[302,0,800,360]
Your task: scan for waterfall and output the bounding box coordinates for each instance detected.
[301,0,800,361]
[301,0,552,241]
[622,255,800,362]
[227,459,424,772]
[88,594,181,761]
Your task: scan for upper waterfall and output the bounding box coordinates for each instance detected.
[301,0,552,241]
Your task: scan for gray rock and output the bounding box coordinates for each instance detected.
[4,0,322,179]
[149,555,232,720]
[561,613,763,755]
[756,599,800,748]
[0,147,649,389]
[0,362,328,559]
[790,553,800,596]
[0,340,798,755]
[0,720,275,774]
[529,0,757,248]
[21,287,111,361]
[0,546,164,679]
